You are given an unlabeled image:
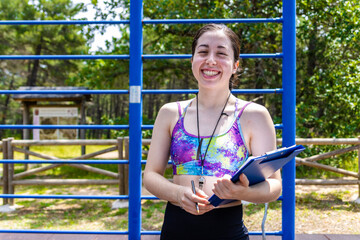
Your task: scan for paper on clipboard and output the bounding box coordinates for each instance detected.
[208,145,305,207]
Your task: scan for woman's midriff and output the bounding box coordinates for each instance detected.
[172,175,242,208]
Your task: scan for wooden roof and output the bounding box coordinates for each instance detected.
[12,86,92,102]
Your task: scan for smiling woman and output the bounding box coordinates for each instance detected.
[143,24,281,240]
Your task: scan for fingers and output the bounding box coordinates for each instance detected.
[212,174,250,200]
[212,177,233,199]
[177,186,213,215]
[239,173,249,187]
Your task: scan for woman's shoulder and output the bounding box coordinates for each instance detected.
[159,99,192,114]
[156,99,192,120]
[236,99,269,114]
[236,99,272,123]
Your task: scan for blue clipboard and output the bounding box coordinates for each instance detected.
[208,145,305,207]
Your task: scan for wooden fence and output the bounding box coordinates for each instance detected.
[1,137,131,205]
[1,137,360,205]
[289,138,360,196]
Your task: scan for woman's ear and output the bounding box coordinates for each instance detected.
[233,60,240,73]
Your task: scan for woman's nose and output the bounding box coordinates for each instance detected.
[206,54,217,65]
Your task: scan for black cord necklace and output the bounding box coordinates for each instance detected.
[196,92,231,189]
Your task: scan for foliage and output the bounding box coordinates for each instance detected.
[0,0,89,138]
[296,0,360,138]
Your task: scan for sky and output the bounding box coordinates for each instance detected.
[72,0,122,52]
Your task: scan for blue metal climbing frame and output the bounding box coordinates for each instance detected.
[0,0,296,239]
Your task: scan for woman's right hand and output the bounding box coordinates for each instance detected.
[176,186,214,215]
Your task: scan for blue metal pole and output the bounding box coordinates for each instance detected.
[282,0,297,239]
[129,1,143,240]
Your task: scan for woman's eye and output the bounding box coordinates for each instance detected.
[218,52,227,56]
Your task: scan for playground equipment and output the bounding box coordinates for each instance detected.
[0,0,296,239]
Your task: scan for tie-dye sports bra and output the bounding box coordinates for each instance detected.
[170,99,252,178]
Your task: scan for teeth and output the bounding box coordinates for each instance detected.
[203,70,219,76]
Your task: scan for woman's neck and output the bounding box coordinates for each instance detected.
[197,89,231,109]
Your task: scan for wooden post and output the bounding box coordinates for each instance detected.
[23,102,30,171]
[124,137,129,195]
[358,136,360,198]
[117,137,125,195]
[2,139,8,205]
[80,97,86,155]
[7,138,14,205]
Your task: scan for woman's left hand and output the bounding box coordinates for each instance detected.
[212,173,250,201]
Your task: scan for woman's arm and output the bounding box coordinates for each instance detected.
[143,103,180,202]
[143,103,212,214]
[212,103,282,203]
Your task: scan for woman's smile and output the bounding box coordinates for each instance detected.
[202,69,221,78]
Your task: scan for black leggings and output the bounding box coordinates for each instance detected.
[160,202,249,240]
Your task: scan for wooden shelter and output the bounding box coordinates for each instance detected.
[12,86,92,155]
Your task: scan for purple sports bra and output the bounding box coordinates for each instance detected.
[170,99,251,178]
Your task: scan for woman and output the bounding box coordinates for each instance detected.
[143,24,282,240]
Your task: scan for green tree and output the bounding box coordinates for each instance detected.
[297,0,360,138]
[0,0,89,138]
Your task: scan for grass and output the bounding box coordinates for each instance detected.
[0,185,359,234]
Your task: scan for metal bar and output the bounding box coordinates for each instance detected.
[11,139,119,145]
[142,88,283,94]
[0,53,282,60]
[143,18,283,24]
[0,160,129,164]
[0,194,128,200]
[0,55,129,60]
[0,88,283,95]
[142,124,283,130]
[143,53,283,59]
[0,125,129,129]
[0,20,130,25]
[0,230,129,235]
[140,231,283,235]
[0,90,128,94]
[0,193,159,199]
[249,231,283,236]
[278,138,360,145]
[13,179,120,186]
[0,18,283,26]
[281,0,297,239]
[129,2,143,240]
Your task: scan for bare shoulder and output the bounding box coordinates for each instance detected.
[155,102,178,127]
[240,101,276,154]
[239,101,275,134]
[158,99,192,116]
[240,101,272,121]
[155,99,192,133]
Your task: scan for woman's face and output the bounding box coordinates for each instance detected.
[192,30,239,91]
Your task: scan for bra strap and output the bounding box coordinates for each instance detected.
[176,102,182,118]
[176,100,192,118]
[237,102,252,119]
[234,98,239,117]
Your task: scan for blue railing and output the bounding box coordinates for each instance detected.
[0,0,296,239]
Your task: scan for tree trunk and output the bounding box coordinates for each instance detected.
[27,35,43,86]
[307,23,317,77]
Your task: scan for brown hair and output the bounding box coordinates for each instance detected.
[191,24,241,90]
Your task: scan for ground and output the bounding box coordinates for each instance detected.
[0,184,359,234]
